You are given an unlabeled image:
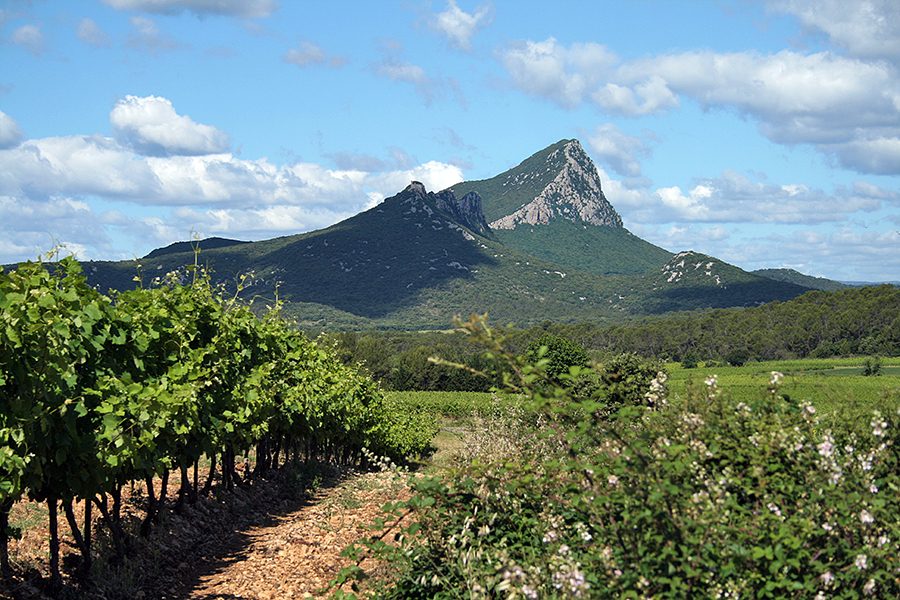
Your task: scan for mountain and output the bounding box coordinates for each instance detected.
[752,268,855,292]
[73,140,813,330]
[448,139,671,275]
[637,252,809,313]
[145,237,249,259]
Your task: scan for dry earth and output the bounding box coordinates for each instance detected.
[0,466,414,600]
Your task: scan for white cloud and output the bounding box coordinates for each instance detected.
[0,96,467,263]
[500,32,900,174]
[371,42,460,105]
[77,18,110,47]
[110,95,231,157]
[102,0,277,18]
[767,0,900,61]
[283,40,346,68]
[498,37,618,109]
[126,16,190,54]
[429,0,493,52]
[10,24,45,56]
[587,123,651,177]
[599,165,886,229]
[0,110,25,150]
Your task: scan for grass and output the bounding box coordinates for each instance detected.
[666,357,900,416]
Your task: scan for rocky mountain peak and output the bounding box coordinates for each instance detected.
[397,180,491,238]
[488,139,623,230]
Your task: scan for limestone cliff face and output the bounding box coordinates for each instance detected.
[488,139,623,230]
[403,181,492,238]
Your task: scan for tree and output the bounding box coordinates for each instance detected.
[526,334,588,380]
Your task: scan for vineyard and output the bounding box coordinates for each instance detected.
[0,254,436,595]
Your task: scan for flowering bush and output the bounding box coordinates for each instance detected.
[333,317,900,600]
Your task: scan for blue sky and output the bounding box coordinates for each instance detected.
[1,0,899,283]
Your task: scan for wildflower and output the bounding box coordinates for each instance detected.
[855,554,868,570]
[770,371,784,385]
[820,571,834,585]
[818,439,834,458]
[558,544,570,555]
[521,584,538,600]
[821,522,834,532]
[871,415,887,437]
[705,374,718,387]
[864,578,876,595]
[870,483,879,494]
[878,535,890,547]
[607,474,620,487]
[543,530,558,544]
[860,509,874,524]
[814,593,825,600]
[767,502,783,517]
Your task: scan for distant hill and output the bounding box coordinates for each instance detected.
[144,237,249,259]
[752,268,855,292]
[76,140,813,330]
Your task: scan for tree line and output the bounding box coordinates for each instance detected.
[318,285,900,391]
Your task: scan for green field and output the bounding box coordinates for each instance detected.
[666,357,900,417]
[386,357,900,425]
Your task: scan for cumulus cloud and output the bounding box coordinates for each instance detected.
[767,0,900,61]
[10,24,45,56]
[0,96,466,263]
[77,18,110,47]
[498,37,618,109]
[282,40,346,68]
[111,95,231,157]
[587,123,652,177]
[0,110,25,150]
[102,0,277,18]
[429,0,493,52]
[499,29,900,174]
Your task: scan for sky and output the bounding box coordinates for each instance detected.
[1,0,899,283]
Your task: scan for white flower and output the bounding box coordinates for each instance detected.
[818,440,834,458]
[607,474,620,487]
[860,509,874,524]
[878,535,890,547]
[855,553,868,570]
[705,374,718,387]
[871,483,879,494]
[820,570,834,585]
[770,371,784,385]
[864,578,876,595]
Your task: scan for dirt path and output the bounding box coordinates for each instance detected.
[0,467,413,600]
[175,470,410,600]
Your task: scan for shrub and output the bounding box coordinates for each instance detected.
[526,334,589,380]
[334,316,900,600]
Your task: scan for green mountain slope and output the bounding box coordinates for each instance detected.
[447,139,670,276]
[73,140,815,331]
[635,251,810,313]
[492,220,672,276]
[752,268,854,292]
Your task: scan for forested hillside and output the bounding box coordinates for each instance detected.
[320,284,900,391]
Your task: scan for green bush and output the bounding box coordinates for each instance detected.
[335,316,900,600]
[527,334,589,380]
